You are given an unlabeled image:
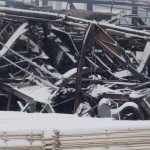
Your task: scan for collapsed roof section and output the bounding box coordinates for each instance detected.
[0,7,150,120]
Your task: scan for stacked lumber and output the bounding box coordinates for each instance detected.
[53,129,150,150]
[1,112,150,149]
[0,131,54,149]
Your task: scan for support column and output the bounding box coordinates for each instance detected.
[42,0,48,6]
[35,0,39,6]
[87,2,93,11]
[132,1,138,26]
[110,0,115,13]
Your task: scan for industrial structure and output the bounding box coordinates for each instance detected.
[0,1,150,149]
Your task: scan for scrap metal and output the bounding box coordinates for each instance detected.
[0,5,150,120]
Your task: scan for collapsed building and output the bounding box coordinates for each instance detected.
[0,1,150,121]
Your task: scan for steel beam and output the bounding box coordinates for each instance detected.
[44,0,149,7]
[88,24,150,82]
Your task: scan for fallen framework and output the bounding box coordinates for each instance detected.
[0,6,150,120]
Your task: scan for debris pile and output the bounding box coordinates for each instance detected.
[0,7,150,120]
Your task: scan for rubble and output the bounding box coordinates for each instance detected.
[0,6,150,120]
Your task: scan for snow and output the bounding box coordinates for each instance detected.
[55,67,87,86]
[0,111,150,133]
[114,70,131,78]
[94,8,121,14]
[129,88,150,99]
[88,84,122,98]
[75,102,91,117]
[40,64,62,79]
[13,85,54,104]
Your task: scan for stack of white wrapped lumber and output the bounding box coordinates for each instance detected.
[0,112,150,149]
[0,131,53,149]
[0,112,55,149]
[53,129,150,150]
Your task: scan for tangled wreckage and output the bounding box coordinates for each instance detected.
[0,4,150,121]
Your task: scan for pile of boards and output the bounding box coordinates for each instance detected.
[54,129,150,150]
[1,112,150,149]
[0,131,53,149]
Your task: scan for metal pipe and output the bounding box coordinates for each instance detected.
[1,55,58,89]
[0,7,150,37]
